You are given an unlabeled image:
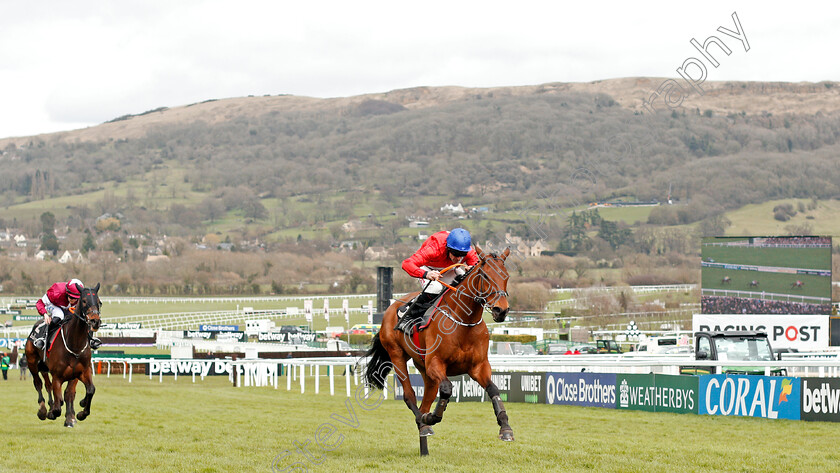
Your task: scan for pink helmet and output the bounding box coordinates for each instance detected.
[66,279,83,298]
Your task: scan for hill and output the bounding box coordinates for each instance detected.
[3,78,840,145]
[1,77,840,255]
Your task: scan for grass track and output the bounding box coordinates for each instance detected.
[3,375,840,472]
[702,267,831,299]
[702,244,831,270]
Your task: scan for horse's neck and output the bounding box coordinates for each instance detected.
[63,315,88,349]
[442,279,482,320]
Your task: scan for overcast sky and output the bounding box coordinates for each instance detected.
[0,1,837,139]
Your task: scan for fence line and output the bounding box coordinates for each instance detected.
[92,354,840,395]
[702,288,830,303]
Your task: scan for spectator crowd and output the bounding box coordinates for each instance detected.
[702,295,832,315]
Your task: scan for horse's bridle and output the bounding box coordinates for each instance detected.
[73,292,101,330]
[439,256,508,326]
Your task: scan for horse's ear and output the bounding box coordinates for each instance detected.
[93,282,100,294]
[73,283,83,295]
[474,244,484,258]
[501,247,510,261]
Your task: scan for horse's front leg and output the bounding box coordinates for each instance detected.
[418,359,450,427]
[47,376,63,420]
[64,378,79,427]
[470,361,514,441]
[76,367,95,421]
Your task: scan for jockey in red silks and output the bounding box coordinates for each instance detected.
[396,228,479,332]
[33,279,101,350]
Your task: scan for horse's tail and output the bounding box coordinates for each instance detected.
[363,332,392,390]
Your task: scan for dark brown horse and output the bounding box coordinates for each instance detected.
[791,280,804,289]
[25,283,102,427]
[749,280,759,288]
[721,276,731,285]
[364,245,511,456]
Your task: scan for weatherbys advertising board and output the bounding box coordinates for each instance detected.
[699,374,800,420]
[616,374,698,414]
[545,372,616,408]
[693,314,828,351]
[800,377,840,422]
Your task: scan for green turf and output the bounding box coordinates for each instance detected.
[702,267,831,300]
[3,375,840,472]
[702,243,832,270]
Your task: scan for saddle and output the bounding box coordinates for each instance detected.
[29,320,65,360]
[398,295,447,357]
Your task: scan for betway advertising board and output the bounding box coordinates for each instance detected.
[616,374,698,414]
[699,374,800,420]
[545,372,616,408]
[800,377,840,422]
[147,359,236,376]
[693,314,828,351]
[391,373,485,402]
[391,372,545,403]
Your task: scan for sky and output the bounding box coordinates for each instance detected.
[0,1,837,139]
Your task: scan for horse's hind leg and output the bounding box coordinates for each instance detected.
[76,367,95,421]
[64,379,79,427]
[30,364,48,420]
[470,361,514,441]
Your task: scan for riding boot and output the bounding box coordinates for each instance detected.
[89,333,102,350]
[36,318,62,352]
[395,292,436,333]
[33,325,47,350]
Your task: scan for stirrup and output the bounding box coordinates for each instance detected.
[395,311,420,333]
[33,338,46,350]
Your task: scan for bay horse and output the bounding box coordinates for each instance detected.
[721,276,731,285]
[791,280,804,289]
[749,280,759,288]
[25,283,102,427]
[364,245,511,456]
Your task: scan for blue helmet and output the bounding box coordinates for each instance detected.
[446,228,472,253]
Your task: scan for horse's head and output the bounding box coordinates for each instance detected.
[470,245,510,323]
[76,283,102,331]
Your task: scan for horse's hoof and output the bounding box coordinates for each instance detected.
[80,398,87,408]
[77,412,87,421]
[46,412,56,420]
[499,429,514,442]
[37,411,47,421]
[419,425,434,437]
[64,420,75,428]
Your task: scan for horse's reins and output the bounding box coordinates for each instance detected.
[436,259,508,327]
